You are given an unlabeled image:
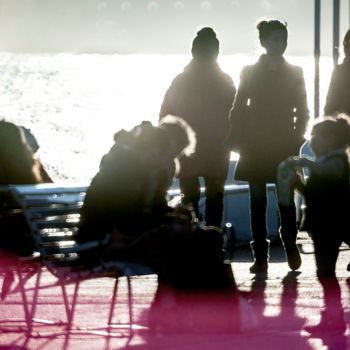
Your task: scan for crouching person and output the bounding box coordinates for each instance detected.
[78,115,239,331]
[277,115,350,335]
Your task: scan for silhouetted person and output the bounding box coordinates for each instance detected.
[324,28,350,116]
[159,27,236,227]
[0,120,51,185]
[78,115,196,245]
[78,116,236,293]
[281,116,350,335]
[0,120,52,256]
[228,20,309,273]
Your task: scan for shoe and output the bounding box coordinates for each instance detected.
[285,244,301,271]
[304,311,346,335]
[249,240,269,273]
[249,261,268,274]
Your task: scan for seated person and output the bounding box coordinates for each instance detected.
[0,120,51,185]
[78,116,234,290]
[0,120,52,256]
[78,115,196,243]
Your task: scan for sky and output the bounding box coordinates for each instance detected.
[0,0,349,56]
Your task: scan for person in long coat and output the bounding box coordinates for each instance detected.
[159,27,236,227]
[228,20,309,273]
[324,28,350,116]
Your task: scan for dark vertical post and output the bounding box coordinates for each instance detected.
[314,0,321,120]
[333,0,340,66]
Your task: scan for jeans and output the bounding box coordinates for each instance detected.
[248,181,298,246]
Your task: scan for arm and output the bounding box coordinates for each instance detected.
[294,68,310,145]
[227,67,251,151]
[291,155,346,179]
[229,67,251,125]
[324,67,341,116]
[159,77,179,121]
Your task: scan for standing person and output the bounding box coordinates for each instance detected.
[280,116,350,334]
[322,28,350,272]
[228,20,309,273]
[159,27,236,228]
[324,28,350,116]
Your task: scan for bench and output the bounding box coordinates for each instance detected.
[0,184,154,338]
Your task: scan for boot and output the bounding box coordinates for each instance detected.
[304,309,346,335]
[249,240,269,273]
[284,242,301,271]
[279,205,302,271]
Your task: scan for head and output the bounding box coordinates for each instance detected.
[310,115,350,157]
[158,115,196,159]
[113,116,195,165]
[343,28,350,57]
[191,27,219,62]
[257,19,288,57]
[0,120,42,184]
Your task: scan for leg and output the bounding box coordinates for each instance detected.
[179,177,201,220]
[314,235,342,312]
[248,181,269,273]
[341,235,350,272]
[203,177,225,227]
[278,201,301,271]
[305,233,345,334]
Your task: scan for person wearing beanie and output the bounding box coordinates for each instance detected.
[159,27,236,228]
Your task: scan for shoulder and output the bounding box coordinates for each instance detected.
[331,62,348,77]
[284,61,304,75]
[170,72,185,85]
[239,65,255,80]
[219,70,235,89]
[325,149,348,162]
[315,149,348,177]
[164,72,187,93]
[241,65,255,74]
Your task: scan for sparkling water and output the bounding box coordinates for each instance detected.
[0,53,333,183]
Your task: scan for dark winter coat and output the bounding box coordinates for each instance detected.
[78,132,174,243]
[324,57,350,117]
[228,55,309,183]
[304,150,349,239]
[159,60,236,180]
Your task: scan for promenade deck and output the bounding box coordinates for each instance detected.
[0,232,349,350]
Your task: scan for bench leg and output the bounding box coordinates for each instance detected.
[127,276,133,337]
[107,276,119,326]
[60,279,80,332]
[16,261,42,337]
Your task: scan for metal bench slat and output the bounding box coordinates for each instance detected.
[9,184,88,196]
[24,206,82,218]
[32,220,81,230]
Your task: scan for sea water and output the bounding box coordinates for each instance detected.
[0,53,334,183]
